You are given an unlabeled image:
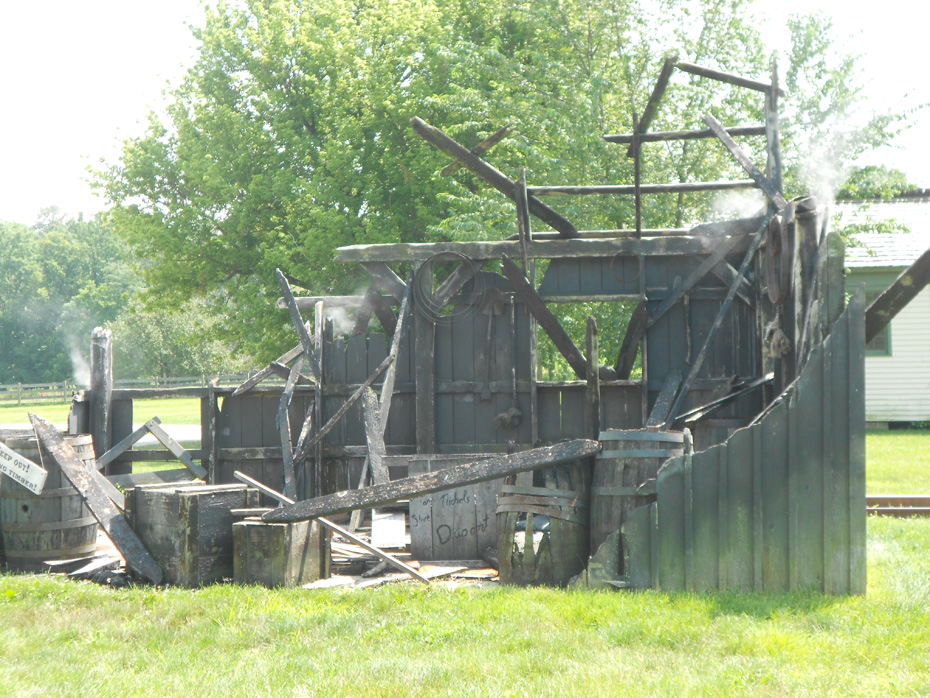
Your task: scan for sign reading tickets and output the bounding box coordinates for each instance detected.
[0,441,48,495]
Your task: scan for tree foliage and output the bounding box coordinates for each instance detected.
[97,0,900,362]
[837,165,916,201]
[0,216,139,383]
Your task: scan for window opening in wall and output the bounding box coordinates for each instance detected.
[535,300,642,381]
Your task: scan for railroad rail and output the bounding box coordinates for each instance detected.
[866,496,930,517]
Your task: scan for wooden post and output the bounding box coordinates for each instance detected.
[90,327,113,465]
[414,261,436,453]
[585,316,601,440]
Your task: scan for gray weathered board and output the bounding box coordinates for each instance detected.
[407,455,500,561]
[124,483,259,587]
[623,289,865,593]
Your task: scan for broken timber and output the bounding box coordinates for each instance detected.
[30,414,163,585]
[262,439,600,523]
[233,471,430,584]
[865,245,930,343]
[410,116,578,238]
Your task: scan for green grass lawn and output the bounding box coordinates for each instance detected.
[866,429,930,494]
[1,516,928,697]
[0,397,202,427]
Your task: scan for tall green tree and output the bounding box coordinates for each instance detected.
[97,0,898,362]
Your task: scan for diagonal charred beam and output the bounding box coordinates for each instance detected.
[500,254,587,379]
[232,344,304,397]
[647,233,747,328]
[262,439,600,523]
[627,54,678,157]
[677,62,786,97]
[703,113,788,211]
[276,269,321,381]
[293,354,393,464]
[361,262,407,303]
[614,300,648,380]
[31,414,164,585]
[441,124,511,177]
[866,245,930,343]
[410,116,578,238]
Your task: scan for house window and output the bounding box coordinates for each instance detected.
[865,291,891,356]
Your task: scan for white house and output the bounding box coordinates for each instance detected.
[837,194,930,424]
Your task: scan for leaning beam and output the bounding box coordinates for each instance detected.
[262,439,600,523]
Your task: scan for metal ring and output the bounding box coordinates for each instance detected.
[413,252,483,323]
[609,251,644,285]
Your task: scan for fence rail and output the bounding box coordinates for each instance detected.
[0,373,262,406]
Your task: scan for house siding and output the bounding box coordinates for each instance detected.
[861,283,930,421]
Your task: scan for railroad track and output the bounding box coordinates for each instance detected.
[866,496,930,517]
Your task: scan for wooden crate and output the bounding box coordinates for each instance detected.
[125,483,259,587]
[408,454,500,561]
[233,519,329,587]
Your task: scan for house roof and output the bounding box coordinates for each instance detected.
[834,194,930,269]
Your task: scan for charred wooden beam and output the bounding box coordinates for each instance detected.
[262,439,601,523]
[527,181,756,196]
[628,54,678,157]
[276,269,321,381]
[605,125,765,144]
[585,316,601,439]
[90,328,113,463]
[647,233,747,328]
[336,235,752,264]
[361,262,407,303]
[293,354,393,463]
[233,471,430,584]
[865,245,930,343]
[30,414,164,585]
[441,124,511,177]
[500,254,587,380]
[703,114,788,211]
[614,300,648,380]
[410,116,578,238]
[509,229,691,240]
[379,276,412,430]
[663,218,769,427]
[646,368,682,428]
[361,388,389,486]
[232,344,304,397]
[676,61,786,97]
[277,356,303,499]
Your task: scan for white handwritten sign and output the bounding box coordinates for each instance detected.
[0,441,48,494]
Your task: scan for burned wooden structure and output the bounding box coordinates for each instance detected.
[63,58,872,593]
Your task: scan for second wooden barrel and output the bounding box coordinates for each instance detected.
[0,434,98,571]
[590,430,685,569]
[496,460,590,587]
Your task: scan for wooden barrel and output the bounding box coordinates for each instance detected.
[0,435,98,571]
[590,429,684,571]
[496,460,590,587]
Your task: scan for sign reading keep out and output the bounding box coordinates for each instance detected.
[0,441,48,495]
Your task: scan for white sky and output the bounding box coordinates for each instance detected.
[1,0,927,225]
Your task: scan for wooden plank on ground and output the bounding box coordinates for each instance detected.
[30,414,163,585]
[263,439,600,523]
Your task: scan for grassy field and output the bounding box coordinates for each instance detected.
[865,429,930,493]
[0,397,202,427]
[0,516,928,697]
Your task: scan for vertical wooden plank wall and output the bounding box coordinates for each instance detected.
[624,288,866,593]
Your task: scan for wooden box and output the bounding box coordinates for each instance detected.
[233,519,330,588]
[125,483,259,587]
[408,455,501,561]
